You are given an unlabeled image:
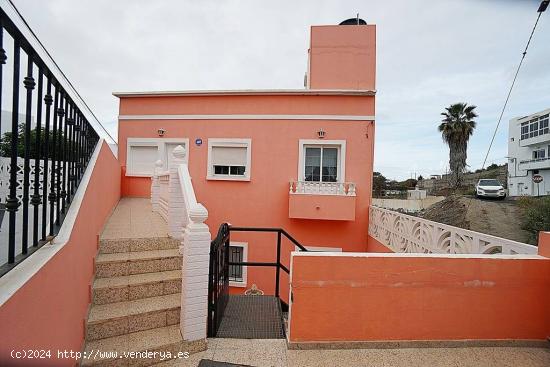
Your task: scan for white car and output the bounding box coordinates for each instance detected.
[475,179,506,199]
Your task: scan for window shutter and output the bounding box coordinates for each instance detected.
[129,145,158,174]
[212,146,247,166]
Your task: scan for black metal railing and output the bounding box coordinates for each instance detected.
[207,223,308,337]
[0,6,100,276]
[207,223,230,338]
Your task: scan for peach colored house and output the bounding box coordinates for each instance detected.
[0,8,549,367]
[114,24,377,295]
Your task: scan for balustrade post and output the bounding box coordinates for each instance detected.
[180,204,210,342]
[168,146,185,239]
[348,183,356,196]
[151,159,163,213]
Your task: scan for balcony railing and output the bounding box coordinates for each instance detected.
[368,205,538,255]
[519,156,550,169]
[0,4,105,276]
[289,181,356,196]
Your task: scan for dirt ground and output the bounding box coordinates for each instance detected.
[419,195,530,243]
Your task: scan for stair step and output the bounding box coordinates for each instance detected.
[99,237,179,254]
[95,249,181,278]
[93,270,182,305]
[82,325,207,367]
[87,293,181,341]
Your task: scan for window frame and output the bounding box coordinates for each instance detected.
[207,138,252,181]
[533,148,546,160]
[126,138,189,177]
[298,139,346,183]
[228,242,248,288]
[520,115,550,141]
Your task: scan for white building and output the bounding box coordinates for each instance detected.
[508,107,550,196]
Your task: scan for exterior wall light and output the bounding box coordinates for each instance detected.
[157,128,166,137]
[317,129,326,139]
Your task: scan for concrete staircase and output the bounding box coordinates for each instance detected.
[82,199,207,366]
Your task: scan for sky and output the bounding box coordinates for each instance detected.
[8,0,550,180]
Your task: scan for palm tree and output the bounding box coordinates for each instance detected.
[438,103,477,188]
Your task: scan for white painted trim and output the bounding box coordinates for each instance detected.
[113,89,376,97]
[118,114,375,121]
[0,140,107,307]
[297,139,346,182]
[207,138,252,181]
[229,242,248,288]
[126,138,189,177]
[295,245,342,252]
[291,251,544,260]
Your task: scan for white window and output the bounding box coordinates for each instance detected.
[521,115,550,140]
[128,145,158,176]
[228,242,248,287]
[207,138,251,181]
[533,149,546,160]
[298,139,346,182]
[521,122,529,140]
[540,114,550,135]
[126,138,189,176]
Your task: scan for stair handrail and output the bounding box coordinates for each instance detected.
[151,145,211,342]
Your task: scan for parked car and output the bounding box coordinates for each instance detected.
[475,179,506,199]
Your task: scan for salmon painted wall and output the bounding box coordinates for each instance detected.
[0,142,120,366]
[366,234,393,253]
[118,94,375,296]
[308,25,376,90]
[538,232,550,258]
[289,253,550,342]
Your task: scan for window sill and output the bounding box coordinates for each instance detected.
[207,175,251,182]
[125,172,153,178]
[230,280,247,288]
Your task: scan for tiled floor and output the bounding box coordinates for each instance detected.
[101,198,170,239]
[157,339,550,367]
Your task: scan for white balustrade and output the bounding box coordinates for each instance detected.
[289,181,356,196]
[151,161,170,223]
[368,205,538,255]
[150,145,210,342]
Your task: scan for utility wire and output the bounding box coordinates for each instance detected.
[479,9,544,172]
[463,3,545,214]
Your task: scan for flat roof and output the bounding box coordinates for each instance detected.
[112,89,376,98]
[513,107,550,122]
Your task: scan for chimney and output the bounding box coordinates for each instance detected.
[306,18,376,90]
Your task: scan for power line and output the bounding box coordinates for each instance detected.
[463,1,547,212]
[479,4,546,172]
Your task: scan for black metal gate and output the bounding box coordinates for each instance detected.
[207,222,230,337]
[207,223,308,337]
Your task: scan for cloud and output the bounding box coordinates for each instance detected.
[10,0,550,179]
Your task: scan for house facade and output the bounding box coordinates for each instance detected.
[508,107,550,196]
[1,6,549,366]
[115,23,376,294]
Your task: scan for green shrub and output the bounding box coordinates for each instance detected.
[518,196,550,245]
